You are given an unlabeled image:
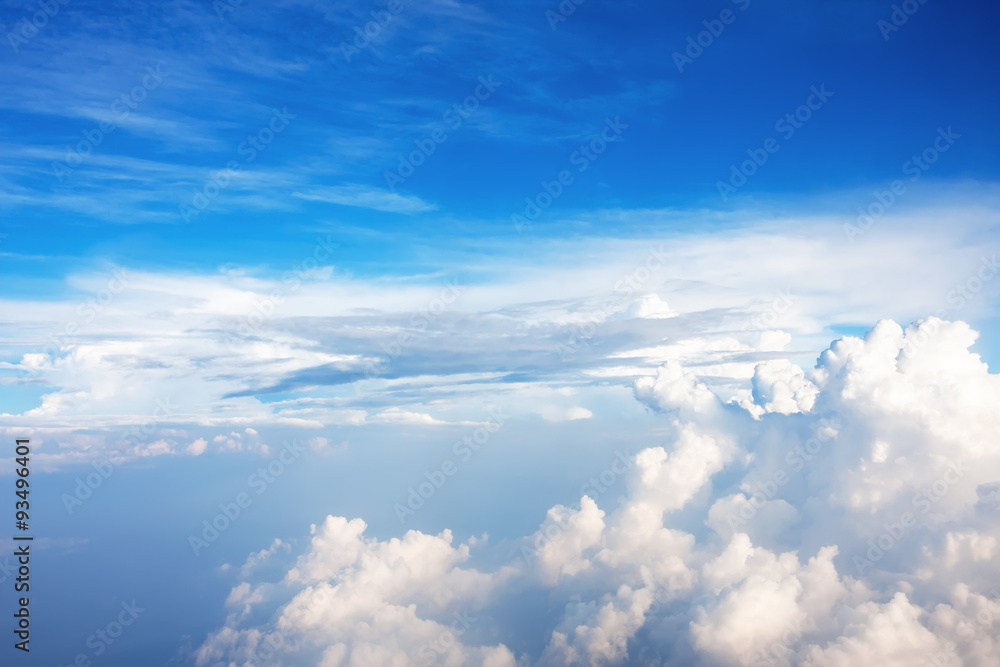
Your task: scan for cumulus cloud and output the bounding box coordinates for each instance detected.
[186,437,208,456]
[239,538,291,578]
[196,516,517,666]
[751,359,819,415]
[192,317,1000,665]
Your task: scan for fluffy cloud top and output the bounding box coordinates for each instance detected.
[194,318,1000,665]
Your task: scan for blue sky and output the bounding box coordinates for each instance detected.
[3,1,1000,666]
[2,0,999,284]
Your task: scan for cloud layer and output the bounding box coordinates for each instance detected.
[194,317,1000,666]
[3,208,997,472]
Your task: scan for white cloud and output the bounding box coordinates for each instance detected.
[292,185,437,214]
[240,538,291,578]
[2,202,997,472]
[197,516,517,666]
[752,358,819,415]
[194,317,1000,665]
[540,406,593,422]
[186,438,208,456]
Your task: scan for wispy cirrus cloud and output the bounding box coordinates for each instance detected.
[1,200,997,469]
[293,185,437,214]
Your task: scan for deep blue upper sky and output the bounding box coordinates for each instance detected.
[1,0,999,289]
